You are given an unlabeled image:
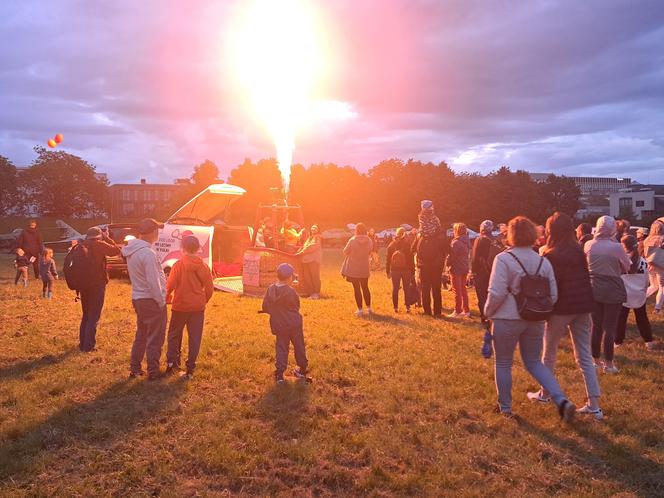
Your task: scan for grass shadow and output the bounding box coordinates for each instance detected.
[0,378,186,481]
[515,417,664,497]
[257,380,310,441]
[0,349,77,380]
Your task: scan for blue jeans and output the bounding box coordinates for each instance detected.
[390,269,412,310]
[79,284,107,352]
[492,319,567,413]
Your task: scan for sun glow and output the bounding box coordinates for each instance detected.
[231,0,323,193]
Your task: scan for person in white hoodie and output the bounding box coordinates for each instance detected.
[122,218,167,380]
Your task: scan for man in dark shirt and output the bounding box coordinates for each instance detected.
[411,229,449,317]
[471,220,499,358]
[16,219,43,278]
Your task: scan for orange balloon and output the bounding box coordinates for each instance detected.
[47,139,57,148]
[54,133,63,144]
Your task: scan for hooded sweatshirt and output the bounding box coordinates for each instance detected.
[584,216,631,278]
[122,238,167,307]
[166,254,214,312]
[16,227,43,257]
[448,235,471,275]
[261,283,303,334]
[342,235,373,278]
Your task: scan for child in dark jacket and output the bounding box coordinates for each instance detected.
[14,248,30,286]
[39,248,58,299]
[261,263,310,383]
[446,223,471,318]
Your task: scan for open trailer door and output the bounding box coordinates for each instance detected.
[154,184,246,279]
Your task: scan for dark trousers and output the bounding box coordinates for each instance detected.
[166,310,205,373]
[275,327,308,376]
[131,299,167,376]
[474,273,490,325]
[301,261,321,296]
[79,284,107,351]
[15,267,28,284]
[419,266,442,316]
[591,301,622,361]
[390,269,412,310]
[41,276,54,294]
[28,256,39,278]
[615,305,653,344]
[349,277,371,308]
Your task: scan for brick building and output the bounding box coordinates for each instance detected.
[109,178,189,220]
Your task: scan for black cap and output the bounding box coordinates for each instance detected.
[137,218,164,234]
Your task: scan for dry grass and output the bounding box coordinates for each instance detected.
[0,251,662,497]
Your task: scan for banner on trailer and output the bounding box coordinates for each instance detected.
[243,251,261,287]
[155,224,214,270]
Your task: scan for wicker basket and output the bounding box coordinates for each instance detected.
[242,248,303,297]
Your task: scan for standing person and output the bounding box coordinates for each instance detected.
[615,219,630,243]
[615,235,656,350]
[527,212,603,420]
[122,218,167,380]
[386,227,414,313]
[39,248,58,299]
[165,236,214,379]
[497,223,508,249]
[446,223,471,318]
[368,228,381,271]
[296,224,323,299]
[644,219,664,313]
[471,220,498,358]
[14,248,30,286]
[636,228,647,258]
[412,225,449,318]
[576,223,593,247]
[261,263,310,384]
[485,216,576,420]
[535,225,547,250]
[77,227,122,352]
[341,223,373,316]
[585,216,631,374]
[418,200,441,237]
[16,219,43,278]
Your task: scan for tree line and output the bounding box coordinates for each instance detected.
[0,149,583,228]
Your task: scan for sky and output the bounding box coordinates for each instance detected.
[2,0,664,184]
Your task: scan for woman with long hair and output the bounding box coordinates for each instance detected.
[297,225,323,299]
[342,223,373,316]
[528,212,603,420]
[644,218,664,313]
[485,216,576,421]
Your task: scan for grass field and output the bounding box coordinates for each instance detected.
[0,250,662,497]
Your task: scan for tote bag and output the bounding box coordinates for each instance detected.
[621,273,648,309]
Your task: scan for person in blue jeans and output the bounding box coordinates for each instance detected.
[385,227,415,313]
[485,216,576,421]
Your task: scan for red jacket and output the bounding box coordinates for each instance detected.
[166,255,214,312]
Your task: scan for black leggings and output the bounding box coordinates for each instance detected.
[349,277,371,309]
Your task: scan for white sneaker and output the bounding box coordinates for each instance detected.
[446,312,461,318]
[310,294,320,300]
[526,390,551,403]
[576,404,604,421]
[460,311,471,318]
[603,365,620,374]
[366,308,373,315]
[645,341,656,351]
[355,309,364,317]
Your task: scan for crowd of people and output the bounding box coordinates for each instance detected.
[9,205,664,420]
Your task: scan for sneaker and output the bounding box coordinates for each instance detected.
[576,404,604,421]
[147,372,165,381]
[165,364,179,376]
[527,390,551,403]
[275,373,285,384]
[47,292,53,299]
[310,294,320,300]
[129,370,145,378]
[481,330,493,359]
[181,371,194,380]
[393,308,399,313]
[446,312,461,318]
[406,307,411,313]
[24,281,28,287]
[558,399,576,422]
[355,309,364,317]
[366,308,373,315]
[645,341,656,351]
[293,367,312,382]
[603,365,620,374]
[460,311,471,318]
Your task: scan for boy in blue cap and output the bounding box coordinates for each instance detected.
[261,263,311,383]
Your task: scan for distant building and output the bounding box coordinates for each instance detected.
[110,178,190,220]
[529,172,633,196]
[609,185,664,221]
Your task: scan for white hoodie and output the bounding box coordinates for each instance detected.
[122,238,166,307]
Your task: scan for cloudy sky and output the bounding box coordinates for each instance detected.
[2,0,664,184]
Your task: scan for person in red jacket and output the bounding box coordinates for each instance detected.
[165,235,214,379]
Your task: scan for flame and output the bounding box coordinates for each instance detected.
[232,0,322,193]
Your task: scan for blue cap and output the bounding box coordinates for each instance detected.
[277,263,295,279]
[421,199,433,210]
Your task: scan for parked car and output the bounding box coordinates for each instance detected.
[321,228,352,248]
[103,223,139,278]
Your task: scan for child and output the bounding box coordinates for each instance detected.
[39,248,58,299]
[165,235,214,379]
[261,263,311,383]
[14,248,30,286]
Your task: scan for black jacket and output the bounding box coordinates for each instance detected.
[545,246,595,315]
[411,230,449,269]
[16,228,43,256]
[261,283,303,334]
[471,234,492,277]
[84,237,122,286]
[386,237,414,275]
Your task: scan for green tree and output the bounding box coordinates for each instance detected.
[227,158,283,223]
[0,155,18,215]
[539,174,582,217]
[24,146,109,217]
[191,159,222,188]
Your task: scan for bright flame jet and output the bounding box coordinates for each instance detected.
[232,0,323,194]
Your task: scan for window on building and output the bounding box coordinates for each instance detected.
[122,189,131,201]
[636,200,645,207]
[618,197,632,208]
[122,203,135,216]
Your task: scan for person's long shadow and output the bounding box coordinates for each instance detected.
[0,349,77,381]
[258,381,310,441]
[514,417,663,497]
[0,378,186,481]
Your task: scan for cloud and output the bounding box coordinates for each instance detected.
[1,0,663,184]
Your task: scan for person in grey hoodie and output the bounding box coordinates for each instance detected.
[446,222,471,318]
[341,223,373,316]
[584,216,631,374]
[122,218,167,380]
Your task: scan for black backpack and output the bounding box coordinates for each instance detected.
[64,243,93,292]
[417,233,440,265]
[507,252,553,321]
